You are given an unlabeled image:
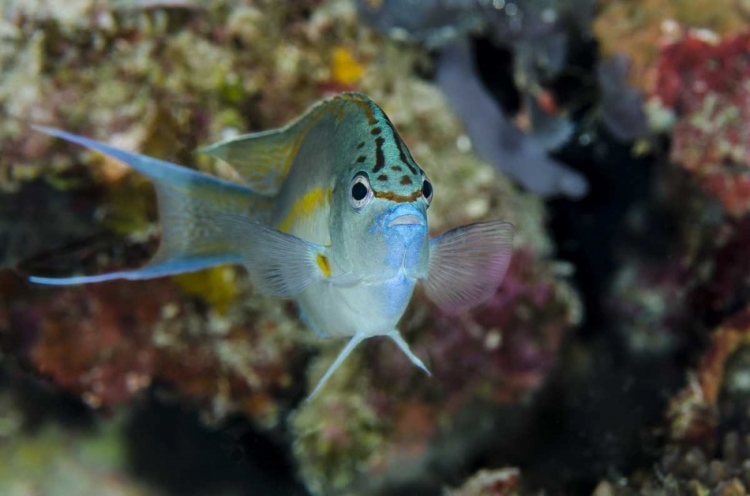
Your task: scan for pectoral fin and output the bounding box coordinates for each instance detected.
[215,213,327,298]
[423,221,514,314]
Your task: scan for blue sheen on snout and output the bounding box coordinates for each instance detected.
[381,204,427,271]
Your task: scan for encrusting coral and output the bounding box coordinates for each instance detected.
[2,1,581,494]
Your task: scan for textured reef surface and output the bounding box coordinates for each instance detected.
[2,0,750,495]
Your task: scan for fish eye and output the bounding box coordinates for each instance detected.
[350,173,373,210]
[422,176,433,206]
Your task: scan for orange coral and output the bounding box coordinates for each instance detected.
[667,305,750,449]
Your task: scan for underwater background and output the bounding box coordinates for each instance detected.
[2,0,750,494]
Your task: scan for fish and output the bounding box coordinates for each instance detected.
[29,92,515,400]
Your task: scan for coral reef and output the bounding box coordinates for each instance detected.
[8,274,308,427]
[446,468,520,496]
[594,0,748,90]
[0,363,308,495]
[590,304,750,495]
[651,31,750,218]
[572,22,750,496]
[602,25,750,364]
[0,421,158,496]
[11,1,745,495]
[0,365,156,496]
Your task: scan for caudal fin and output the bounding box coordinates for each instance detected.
[29,127,272,285]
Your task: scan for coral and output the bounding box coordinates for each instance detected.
[0,420,157,496]
[607,255,692,354]
[687,216,750,322]
[0,366,155,496]
[292,378,386,495]
[418,248,579,402]
[650,31,750,218]
[666,307,750,449]
[25,282,168,409]
[594,0,748,91]
[605,28,750,363]
[355,0,482,48]
[591,304,750,495]
[171,266,239,315]
[445,468,520,496]
[8,277,307,427]
[329,46,365,86]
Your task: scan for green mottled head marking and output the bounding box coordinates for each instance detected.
[340,93,432,204]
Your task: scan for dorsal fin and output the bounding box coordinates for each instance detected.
[200,93,374,197]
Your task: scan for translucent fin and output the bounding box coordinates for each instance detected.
[423,221,515,314]
[387,330,431,376]
[199,94,362,197]
[199,128,300,197]
[307,332,369,401]
[30,127,269,285]
[214,213,326,298]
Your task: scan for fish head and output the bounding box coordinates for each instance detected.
[330,163,433,281]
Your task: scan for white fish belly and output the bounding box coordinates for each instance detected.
[296,273,417,339]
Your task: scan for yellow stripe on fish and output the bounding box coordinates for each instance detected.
[276,187,333,233]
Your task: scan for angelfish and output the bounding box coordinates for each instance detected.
[30,93,515,399]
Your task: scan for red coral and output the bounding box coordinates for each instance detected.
[688,217,750,318]
[19,281,174,408]
[9,279,297,419]
[652,31,750,217]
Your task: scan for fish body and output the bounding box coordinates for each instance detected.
[30,92,514,399]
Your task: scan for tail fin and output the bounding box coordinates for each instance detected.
[29,126,271,285]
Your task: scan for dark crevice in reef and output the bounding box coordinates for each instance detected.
[466,32,685,494]
[124,388,310,496]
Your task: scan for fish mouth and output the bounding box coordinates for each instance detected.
[385,204,426,230]
[388,214,424,227]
